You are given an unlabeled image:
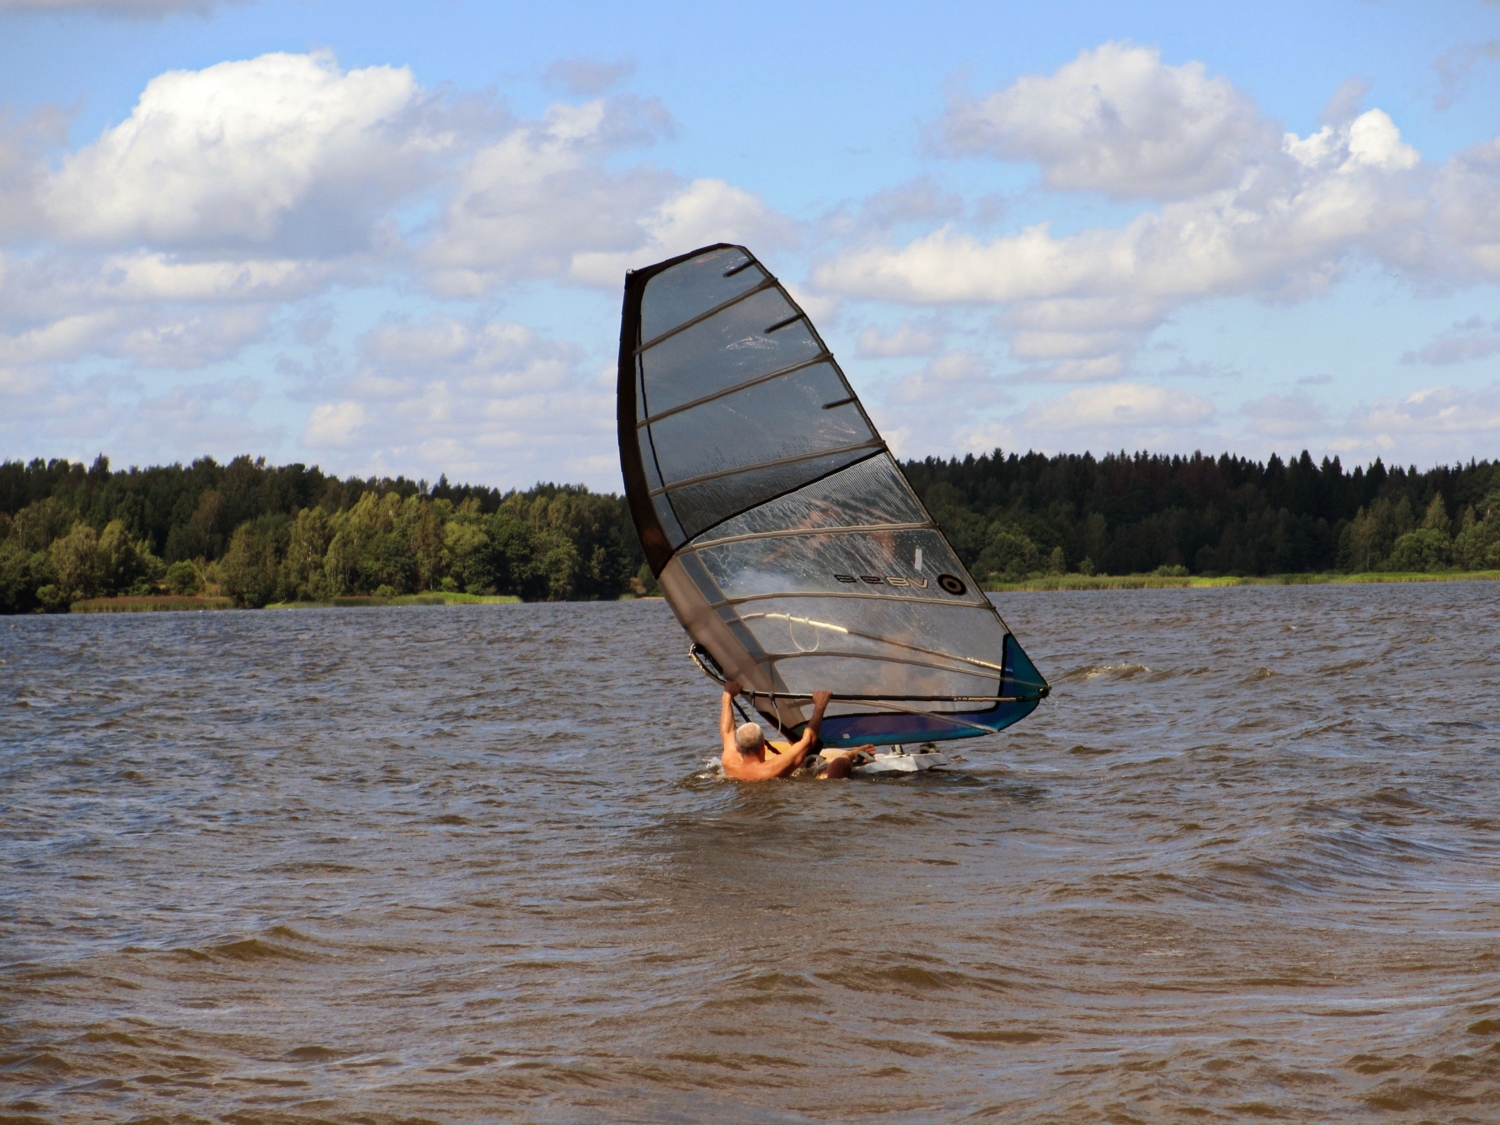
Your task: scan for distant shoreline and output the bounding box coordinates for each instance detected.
[984,570,1500,592]
[69,592,523,613]
[56,575,1495,613]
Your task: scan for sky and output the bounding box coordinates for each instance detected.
[1,0,1498,491]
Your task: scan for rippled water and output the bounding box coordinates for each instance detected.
[4,584,1500,1123]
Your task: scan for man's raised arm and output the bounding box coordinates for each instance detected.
[721,680,742,753]
[786,690,834,761]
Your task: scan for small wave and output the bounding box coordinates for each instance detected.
[1060,662,1151,683]
[284,1045,343,1062]
[208,930,322,963]
[937,1029,1055,1045]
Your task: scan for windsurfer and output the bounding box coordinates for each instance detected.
[719,682,867,781]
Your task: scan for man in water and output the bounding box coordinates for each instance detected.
[719,681,867,781]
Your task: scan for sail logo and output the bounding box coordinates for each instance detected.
[833,573,968,596]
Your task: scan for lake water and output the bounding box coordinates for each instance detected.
[4,584,1500,1123]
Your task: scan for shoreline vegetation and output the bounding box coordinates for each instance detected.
[984,569,1500,592]
[4,449,1500,614]
[56,571,1500,612]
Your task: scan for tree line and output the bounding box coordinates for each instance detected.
[903,449,1500,582]
[0,455,648,613]
[2,448,1499,612]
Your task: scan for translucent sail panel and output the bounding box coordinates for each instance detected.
[693,455,929,544]
[633,252,883,548]
[688,528,985,605]
[639,246,767,344]
[649,362,868,485]
[639,287,824,417]
[715,595,1009,692]
[667,450,878,544]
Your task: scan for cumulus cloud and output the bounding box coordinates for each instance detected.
[1402,316,1500,365]
[295,316,614,483]
[0,368,278,466]
[888,349,993,404]
[42,52,446,253]
[817,104,1430,307]
[815,43,1484,393]
[0,49,801,483]
[941,42,1275,199]
[857,319,941,358]
[1353,384,1500,439]
[1433,137,1500,277]
[1023,382,1214,431]
[0,50,813,488]
[566,176,793,288]
[420,96,732,293]
[116,306,270,368]
[303,400,367,447]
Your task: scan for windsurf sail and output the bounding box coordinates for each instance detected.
[618,243,1047,748]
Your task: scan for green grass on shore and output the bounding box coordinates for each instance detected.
[266,592,522,609]
[71,595,237,612]
[984,570,1500,592]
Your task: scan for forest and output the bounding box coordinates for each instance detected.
[2,448,1499,612]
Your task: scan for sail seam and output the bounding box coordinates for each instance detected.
[666,450,886,549]
[684,520,935,551]
[648,439,886,497]
[633,277,777,354]
[762,649,1001,678]
[739,615,1005,672]
[709,588,991,609]
[636,352,835,426]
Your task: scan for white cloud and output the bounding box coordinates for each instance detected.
[423,97,686,293]
[941,42,1274,199]
[0,369,277,466]
[820,44,1456,391]
[1032,355,1128,382]
[1353,384,1500,437]
[1024,383,1214,430]
[566,176,793,288]
[1433,137,1500,277]
[295,316,614,483]
[119,377,274,456]
[0,51,805,486]
[355,317,578,398]
[303,400,368,447]
[889,349,992,404]
[116,306,269,368]
[1402,316,1500,365]
[1284,108,1418,173]
[0,311,119,365]
[42,52,442,252]
[817,109,1429,307]
[857,319,941,358]
[1241,392,1329,439]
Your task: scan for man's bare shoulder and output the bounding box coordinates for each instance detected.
[721,749,785,782]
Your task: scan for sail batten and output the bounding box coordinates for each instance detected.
[619,243,1047,746]
[646,439,886,497]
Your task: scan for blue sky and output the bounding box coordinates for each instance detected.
[2,0,1498,490]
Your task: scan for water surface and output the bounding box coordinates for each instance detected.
[4,584,1499,1122]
